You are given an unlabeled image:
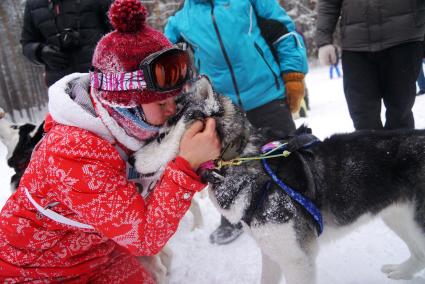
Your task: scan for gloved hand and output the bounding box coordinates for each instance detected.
[318,44,337,66]
[283,72,305,114]
[39,45,68,70]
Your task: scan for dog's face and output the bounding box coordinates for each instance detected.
[133,76,251,178]
[173,76,250,161]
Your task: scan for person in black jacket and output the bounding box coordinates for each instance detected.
[316,0,425,130]
[21,0,113,87]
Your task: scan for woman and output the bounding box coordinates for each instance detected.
[0,0,220,282]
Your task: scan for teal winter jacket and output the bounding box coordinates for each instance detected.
[165,0,308,111]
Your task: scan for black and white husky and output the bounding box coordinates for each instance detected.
[134,77,425,284]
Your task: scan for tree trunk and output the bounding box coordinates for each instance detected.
[0,0,47,122]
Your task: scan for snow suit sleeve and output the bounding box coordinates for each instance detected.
[45,125,205,256]
[20,0,44,65]
[315,0,343,48]
[250,0,308,74]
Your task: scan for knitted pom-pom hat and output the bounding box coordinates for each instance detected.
[91,0,179,107]
[90,0,180,151]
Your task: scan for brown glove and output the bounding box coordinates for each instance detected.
[282,72,305,113]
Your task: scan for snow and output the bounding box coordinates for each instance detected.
[1,65,425,283]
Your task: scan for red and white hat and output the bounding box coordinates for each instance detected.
[90,0,181,151]
[91,0,180,108]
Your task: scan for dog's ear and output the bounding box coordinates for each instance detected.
[19,123,36,136]
[196,76,214,100]
[295,124,312,135]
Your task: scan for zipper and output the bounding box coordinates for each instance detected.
[254,42,280,90]
[209,0,243,109]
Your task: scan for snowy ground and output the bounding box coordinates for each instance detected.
[1,65,425,283]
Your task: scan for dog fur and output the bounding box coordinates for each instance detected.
[133,77,425,284]
[138,245,173,284]
[0,108,44,191]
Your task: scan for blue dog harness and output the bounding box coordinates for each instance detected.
[261,136,323,235]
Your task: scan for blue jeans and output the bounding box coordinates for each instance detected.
[417,60,425,91]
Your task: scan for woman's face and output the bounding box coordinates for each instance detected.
[141,97,177,126]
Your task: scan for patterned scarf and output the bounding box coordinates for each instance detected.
[104,105,160,141]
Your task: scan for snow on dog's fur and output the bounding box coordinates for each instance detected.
[134,77,425,284]
[0,108,44,192]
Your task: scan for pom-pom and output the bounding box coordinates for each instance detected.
[109,0,147,33]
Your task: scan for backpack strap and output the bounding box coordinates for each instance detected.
[249,2,289,64]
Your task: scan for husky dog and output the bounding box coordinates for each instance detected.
[134,77,425,284]
[0,108,44,191]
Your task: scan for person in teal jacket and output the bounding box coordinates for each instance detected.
[165,0,308,245]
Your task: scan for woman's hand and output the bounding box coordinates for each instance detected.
[179,118,221,171]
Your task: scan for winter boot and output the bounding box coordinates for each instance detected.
[304,88,310,110]
[209,216,244,245]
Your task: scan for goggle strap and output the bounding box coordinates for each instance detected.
[90,70,147,91]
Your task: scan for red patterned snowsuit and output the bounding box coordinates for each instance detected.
[0,111,205,282]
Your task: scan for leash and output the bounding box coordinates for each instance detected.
[261,139,323,235]
[211,138,315,170]
[203,135,324,235]
[262,159,323,235]
[214,148,291,170]
[206,141,290,170]
[198,143,291,171]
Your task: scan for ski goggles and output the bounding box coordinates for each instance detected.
[90,46,191,93]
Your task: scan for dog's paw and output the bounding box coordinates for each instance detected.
[381,263,414,280]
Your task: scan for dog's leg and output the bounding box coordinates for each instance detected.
[158,245,173,275]
[275,248,316,284]
[138,254,168,284]
[138,245,173,284]
[261,252,283,284]
[381,203,425,280]
[189,198,203,231]
[253,222,317,284]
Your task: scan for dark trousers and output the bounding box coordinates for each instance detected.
[246,99,296,140]
[418,60,425,91]
[219,99,295,228]
[342,41,423,130]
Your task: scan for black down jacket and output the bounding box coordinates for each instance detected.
[21,0,112,86]
[316,0,425,52]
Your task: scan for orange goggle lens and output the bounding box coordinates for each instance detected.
[149,49,190,92]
